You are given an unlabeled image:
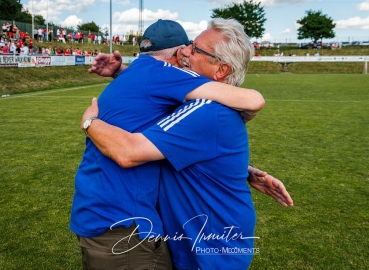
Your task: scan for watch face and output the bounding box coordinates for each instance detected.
[83,119,91,130]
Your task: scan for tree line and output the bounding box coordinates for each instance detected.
[1,0,336,43]
[0,0,101,33]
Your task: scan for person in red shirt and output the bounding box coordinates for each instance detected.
[17,39,24,48]
[64,48,71,56]
[2,42,9,54]
[75,32,80,43]
[13,24,19,39]
[28,37,33,54]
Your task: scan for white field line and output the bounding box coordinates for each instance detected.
[266,100,368,103]
[0,83,108,100]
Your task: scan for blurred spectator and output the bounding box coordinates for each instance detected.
[49,29,53,42]
[9,41,16,54]
[20,31,26,42]
[2,42,9,54]
[88,32,92,43]
[115,35,120,45]
[63,29,67,42]
[2,23,6,37]
[55,47,62,55]
[36,47,43,55]
[28,37,34,54]
[15,44,20,55]
[64,48,72,56]
[43,28,47,42]
[38,28,43,42]
[20,43,29,55]
[71,32,75,43]
[13,24,19,39]
[58,31,66,43]
[97,34,102,45]
[6,22,12,37]
[75,32,80,43]
[67,32,72,43]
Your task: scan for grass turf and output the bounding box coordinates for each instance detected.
[0,74,368,269]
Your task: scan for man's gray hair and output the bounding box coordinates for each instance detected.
[208,18,254,86]
[140,39,182,60]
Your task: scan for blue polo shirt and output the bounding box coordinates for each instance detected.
[143,99,256,269]
[70,55,211,238]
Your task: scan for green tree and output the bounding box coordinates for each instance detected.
[211,0,266,39]
[297,10,335,43]
[77,21,100,33]
[0,0,46,24]
[0,0,22,20]
[34,15,46,25]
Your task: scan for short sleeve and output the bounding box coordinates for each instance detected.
[147,63,211,105]
[143,99,219,171]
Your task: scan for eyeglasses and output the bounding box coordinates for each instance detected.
[190,40,221,61]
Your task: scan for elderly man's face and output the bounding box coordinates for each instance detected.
[178,29,223,81]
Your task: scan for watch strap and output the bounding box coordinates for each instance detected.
[84,116,99,136]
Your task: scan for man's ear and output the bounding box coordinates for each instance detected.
[213,63,231,82]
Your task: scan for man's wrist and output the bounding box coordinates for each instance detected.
[82,116,99,136]
[112,65,123,79]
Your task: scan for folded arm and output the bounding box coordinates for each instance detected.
[82,98,292,207]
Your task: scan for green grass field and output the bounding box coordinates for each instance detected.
[0,74,368,269]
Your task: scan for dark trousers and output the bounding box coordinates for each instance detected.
[77,223,173,270]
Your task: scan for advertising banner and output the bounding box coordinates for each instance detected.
[34,56,52,66]
[75,56,85,65]
[51,56,75,66]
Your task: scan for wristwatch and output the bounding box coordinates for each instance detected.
[82,117,99,136]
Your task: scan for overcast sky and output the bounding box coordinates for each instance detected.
[22,0,369,42]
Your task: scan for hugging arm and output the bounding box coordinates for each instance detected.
[89,51,264,122]
[81,98,292,207]
[82,98,164,168]
[185,82,264,122]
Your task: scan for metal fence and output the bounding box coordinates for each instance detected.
[1,19,100,42]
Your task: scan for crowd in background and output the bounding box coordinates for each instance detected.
[1,21,104,56]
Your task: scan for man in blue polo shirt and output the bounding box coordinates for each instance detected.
[81,18,293,269]
[71,19,266,269]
